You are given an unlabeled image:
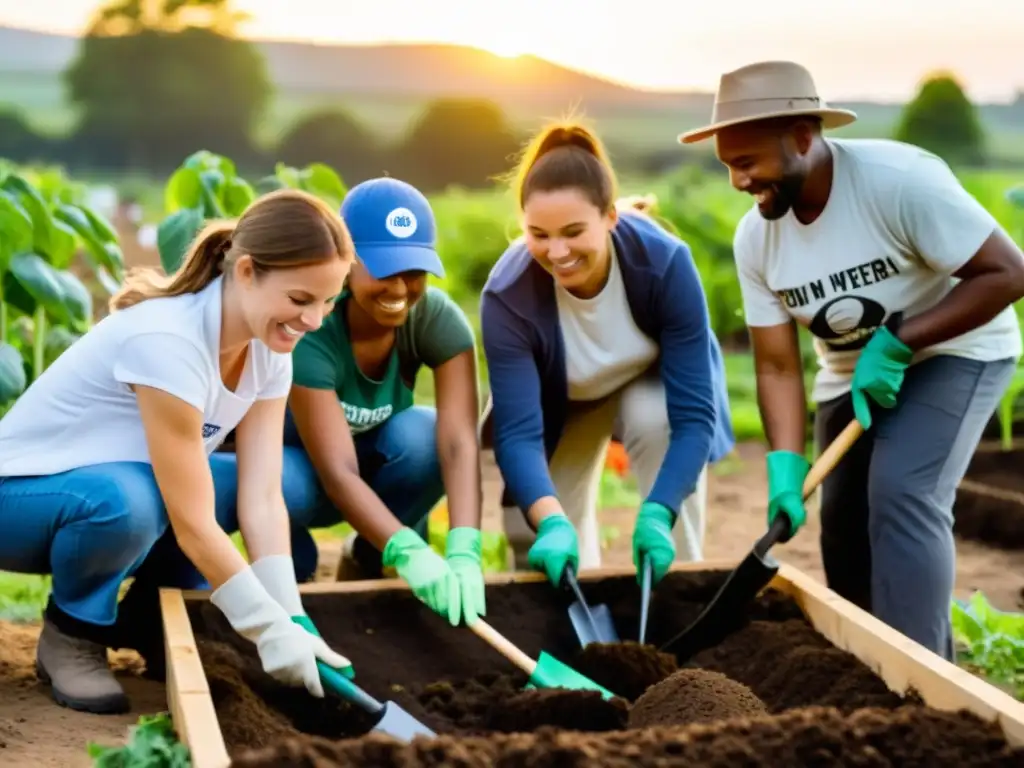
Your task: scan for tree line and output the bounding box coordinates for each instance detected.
[0,0,996,190]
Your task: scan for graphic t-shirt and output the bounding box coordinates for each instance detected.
[0,276,292,476]
[733,137,1022,403]
[555,237,660,401]
[291,286,477,434]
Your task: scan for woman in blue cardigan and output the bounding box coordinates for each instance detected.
[480,121,735,588]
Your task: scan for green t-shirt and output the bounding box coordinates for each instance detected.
[292,286,476,435]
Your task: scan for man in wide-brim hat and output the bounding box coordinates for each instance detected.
[682,60,1024,662]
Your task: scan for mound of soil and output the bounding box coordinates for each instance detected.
[184,570,1019,766]
[628,668,766,728]
[232,706,1023,767]
[955,446,1024,549]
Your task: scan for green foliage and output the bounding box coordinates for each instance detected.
[87,712,191,767]
[952,592,1024,698]
[0,164,122,403]
[894,73,986,167]
[157,150,347,274]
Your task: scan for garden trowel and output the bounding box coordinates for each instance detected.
[318,662,436,742]
[562,565,619,646]
[661,419,864,660]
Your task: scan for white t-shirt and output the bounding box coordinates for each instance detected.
[0,276,292,477]
[734,137,1022,403]
[556,239,660,401]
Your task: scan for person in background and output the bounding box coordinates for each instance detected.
[283,177,486,628]
[679,60,1024,660]
[0,190,354,713]
[480,120,735,590]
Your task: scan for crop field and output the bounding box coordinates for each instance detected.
[0,150,1023,765]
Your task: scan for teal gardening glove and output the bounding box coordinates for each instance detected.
[382,527,462,626]
[446,527,487,625]
[849,326,913,429]
[632,501,676,585]
[250,554,355,680]
[765,450,811,542]
[527,514,579,587]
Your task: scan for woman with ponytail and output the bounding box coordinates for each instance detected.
[481,121,735,591]
[0,189,354,715]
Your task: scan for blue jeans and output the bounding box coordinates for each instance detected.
[0,454,242,642]
[282,404,444,580]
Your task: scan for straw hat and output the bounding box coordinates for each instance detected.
[678,61,857,144]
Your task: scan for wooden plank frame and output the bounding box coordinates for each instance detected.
[161,560,1024,768]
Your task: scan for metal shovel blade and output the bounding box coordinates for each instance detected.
[319,662,436,742]
[638,556,653,645]
[373,701,438,741]
[563,567,620,646]
[660,515,789,660]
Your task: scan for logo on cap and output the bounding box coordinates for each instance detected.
[385,207,417,239]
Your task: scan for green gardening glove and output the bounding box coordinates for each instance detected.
[382,527,461,626]
[527,514,579,587]
[291,615,355,679]
[446,527,487,625]
[849,326,913,429]
[632,501,676,585]
[766,450,811,542]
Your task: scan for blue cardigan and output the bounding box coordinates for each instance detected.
[480,210,735,519]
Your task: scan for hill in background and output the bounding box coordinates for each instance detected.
[0,24,1022,156]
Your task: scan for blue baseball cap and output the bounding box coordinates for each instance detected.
[339,177,444,280]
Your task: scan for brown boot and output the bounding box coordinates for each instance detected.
[35,618,130,714]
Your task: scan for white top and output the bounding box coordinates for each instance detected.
[556,240,660,401]
[0,276,292,477]
[734,137,1022,403]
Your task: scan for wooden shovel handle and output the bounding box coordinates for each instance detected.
[802,419,863,499]
[467,619,538,677]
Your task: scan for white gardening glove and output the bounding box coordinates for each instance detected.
[251,554,304,616]
[211,566,351,698]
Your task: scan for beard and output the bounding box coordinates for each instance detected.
[755,171,806,221]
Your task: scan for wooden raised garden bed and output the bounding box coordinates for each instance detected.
[161,562,1024,767]
[954,441,1024,549]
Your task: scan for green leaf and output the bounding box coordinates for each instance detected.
[300,162,347,204]
[78,204,118,244]
[2,174,55,257]
[274,162,302,189]
[2,270,36,317]
[44,326,79,368]
[52,205,125,279]
[0,342,26,403]
[254,174,288,195]
[164,167,203,213]
[222,176,255,217]
[45,218,79,270]
[0,191,33,265]
[1006,185,1024,210]
[157,207,205,275]
[182,150,236,179]
[199,170,227,219]
[9,253,90,329]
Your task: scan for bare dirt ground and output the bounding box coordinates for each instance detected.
[2,442,1023,765]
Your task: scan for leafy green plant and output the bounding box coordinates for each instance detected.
[0,164,124,405]
[157,151,348,275]
[87,712,191,767]
[952,591,1024,699]
[997,366,1024,449]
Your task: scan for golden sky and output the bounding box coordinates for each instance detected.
[2,0,1021,101]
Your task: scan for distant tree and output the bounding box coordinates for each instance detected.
[276,110,383,185]
[396,98,522,191]
[894,72,986,167]
[62,0,270,173]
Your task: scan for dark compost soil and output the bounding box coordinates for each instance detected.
[954,445,1024,549]
[184,569,1024,767]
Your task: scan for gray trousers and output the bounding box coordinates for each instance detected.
[814,353,1015,661]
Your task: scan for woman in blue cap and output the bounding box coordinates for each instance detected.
[282,176,487,628]
[481,121,735,590]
